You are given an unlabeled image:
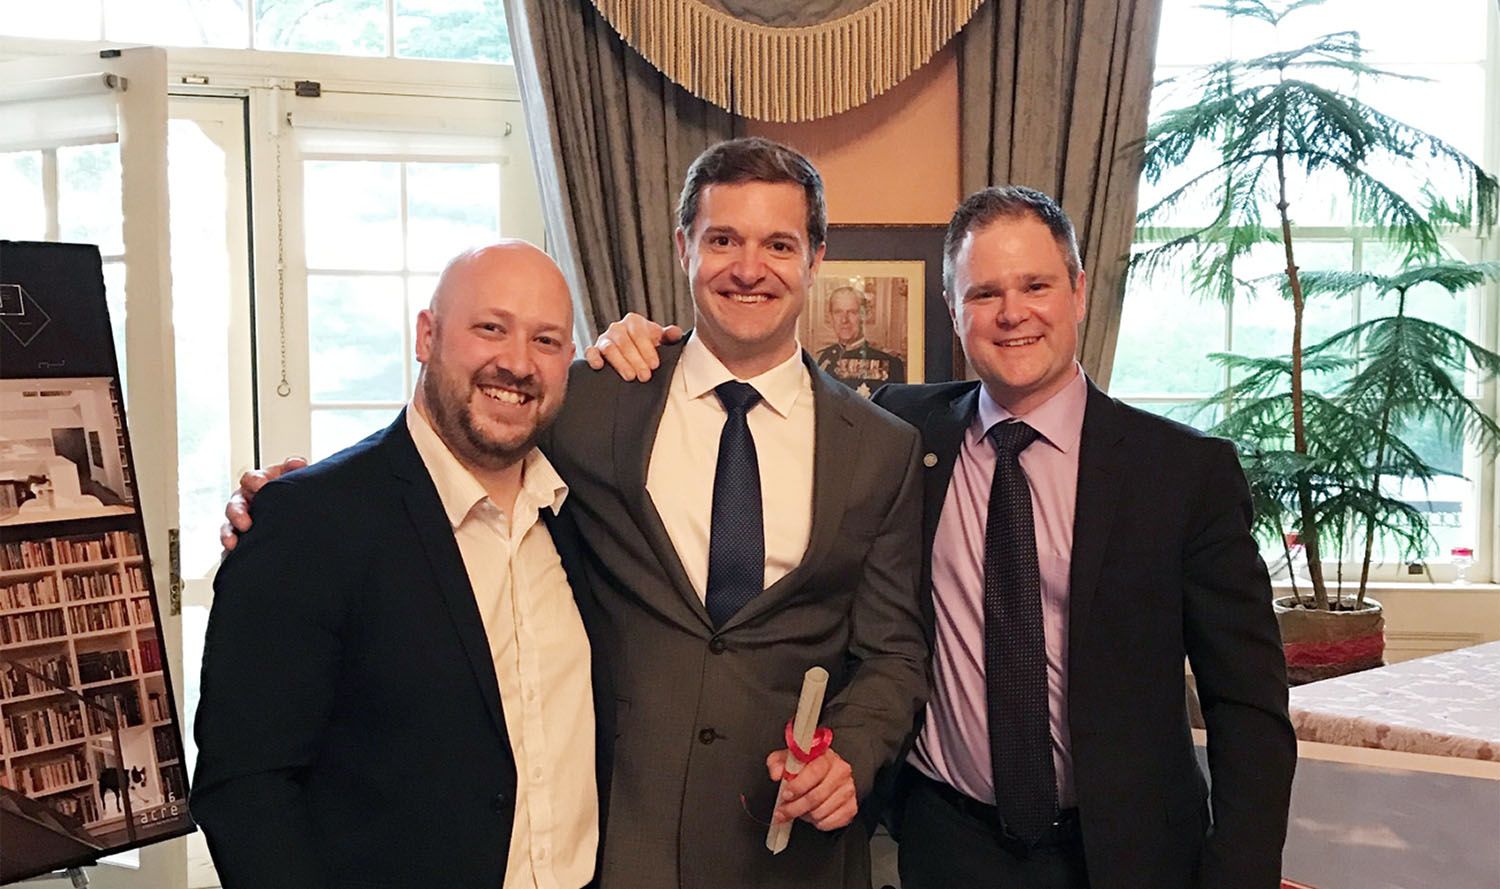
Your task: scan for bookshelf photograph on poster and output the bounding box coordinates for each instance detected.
[0,525,188,869]
[0,378,135,528]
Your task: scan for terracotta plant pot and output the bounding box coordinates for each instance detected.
[1273,596,1384,685]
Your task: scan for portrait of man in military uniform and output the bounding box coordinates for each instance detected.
[813,285,907,397]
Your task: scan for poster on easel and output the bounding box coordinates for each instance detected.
[0,241,195,884]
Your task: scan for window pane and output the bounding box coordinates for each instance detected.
[102,260,127,400]
[1112,253,1227,396]
[303,160,403,270]
[1348,0,1488,63]
[58,143,123,256]
[1363,63,1487,172]
[103,0,250,48]
[308,274,406,402]
[1122,400,1222,433]
[256,0,384,55]
[311,408,400,460]
[168,118,238,578]
[0,1,103,39]
[1229,241,1355,362]
[0,152,45,241]
[396,0,511,63]
[405,162,500,271]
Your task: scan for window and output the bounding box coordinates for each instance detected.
[0,0,511,62]
[1,17,541,886]
[1113,0,1499,580]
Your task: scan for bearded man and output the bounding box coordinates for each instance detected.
[191,242,610,889]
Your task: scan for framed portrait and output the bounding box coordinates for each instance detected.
[800,262,925,397]
[803,225,958,397]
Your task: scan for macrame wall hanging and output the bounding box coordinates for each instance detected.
[588,0,985,122]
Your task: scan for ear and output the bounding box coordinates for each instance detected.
[415,308,436,365]
[808,242,826,278]
[1072,270,1088,323]
[675,227,690,272]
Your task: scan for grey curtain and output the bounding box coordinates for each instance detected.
[505,0,739,338]
[956,0,1162,387]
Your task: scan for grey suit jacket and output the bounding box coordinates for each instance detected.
[543,340,929,889]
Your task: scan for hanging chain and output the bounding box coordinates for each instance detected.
[275,107,292,398]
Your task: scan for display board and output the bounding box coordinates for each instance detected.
[0,241,194,884]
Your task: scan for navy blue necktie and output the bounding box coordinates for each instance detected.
[705,381,764,627]
[983,420,1057,847]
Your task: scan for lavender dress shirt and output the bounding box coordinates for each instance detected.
[910,366,1088,808]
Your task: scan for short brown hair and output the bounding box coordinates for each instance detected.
[677,137,828,255]
[943,186,1081,297]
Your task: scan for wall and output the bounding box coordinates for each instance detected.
[746,45,961,225]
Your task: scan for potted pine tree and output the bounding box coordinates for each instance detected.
[1133,0,1499,682]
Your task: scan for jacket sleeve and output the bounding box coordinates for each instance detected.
[1182,439,1297,889]
[819,422,931,800]
[189,479,355,889]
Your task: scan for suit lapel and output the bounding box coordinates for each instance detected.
[610,341,709,625]
[920,385,980,551]
[1068,382,1127,655]
[382,412,508,740]
[721,355,856,630]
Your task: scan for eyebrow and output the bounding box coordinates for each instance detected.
[700,225,804,244]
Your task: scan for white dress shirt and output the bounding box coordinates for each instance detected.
[407,406,598,889]
[645,333,815,601]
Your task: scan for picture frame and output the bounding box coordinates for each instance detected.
[807,224,961,393]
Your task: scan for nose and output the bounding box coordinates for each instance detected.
[995,293,1027,326]
[490,330,535,375]
[728,244,767,285]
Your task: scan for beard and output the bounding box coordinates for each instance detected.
[421,357,552,470]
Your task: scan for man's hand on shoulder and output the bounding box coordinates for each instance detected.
[766,747,858,831]
[219,456,309,552]
[583,312,682,381]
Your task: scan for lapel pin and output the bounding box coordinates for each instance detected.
[922,453,938,467]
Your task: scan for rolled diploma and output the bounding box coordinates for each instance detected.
[766,665,830,854]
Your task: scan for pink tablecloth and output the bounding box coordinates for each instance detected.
[1287,640,1500,760]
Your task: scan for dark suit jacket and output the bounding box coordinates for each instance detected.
[191,412,611,889]
[542,341,929,889]
[872,379,1296,889]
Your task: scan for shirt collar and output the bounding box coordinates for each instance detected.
[405,403,569,528]
[974,362,1088,455]
[678,331,810,419]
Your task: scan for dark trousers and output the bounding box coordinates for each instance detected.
[896,771,1089,889]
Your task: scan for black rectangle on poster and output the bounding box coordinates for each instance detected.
[0,242,120,380]
[0,241,195,885]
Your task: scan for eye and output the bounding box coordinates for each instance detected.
[708,234,732,247]
[769,240,795,253]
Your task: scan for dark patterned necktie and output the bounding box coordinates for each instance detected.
[983,420,1057,847]
[704,381,764,627]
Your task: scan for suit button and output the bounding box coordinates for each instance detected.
[698,728,717,745]
[490,791,510,814]
[708,638,727,654]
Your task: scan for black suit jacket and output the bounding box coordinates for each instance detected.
[543,341,928,889]
[872,379,1296,889]
[191,412,611,889]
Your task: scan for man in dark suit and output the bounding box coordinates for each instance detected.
[591,185,1295,888]
[871,186,1296,889]
[193,243,609,889]
[550,138,927,889]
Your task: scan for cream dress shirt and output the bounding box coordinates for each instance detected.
[406,406,597,889]
[645,333,815,601]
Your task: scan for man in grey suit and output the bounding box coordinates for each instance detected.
[226,138,928,889]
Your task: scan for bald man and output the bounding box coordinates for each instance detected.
[814,286,906,397]
[191,243,609,889]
